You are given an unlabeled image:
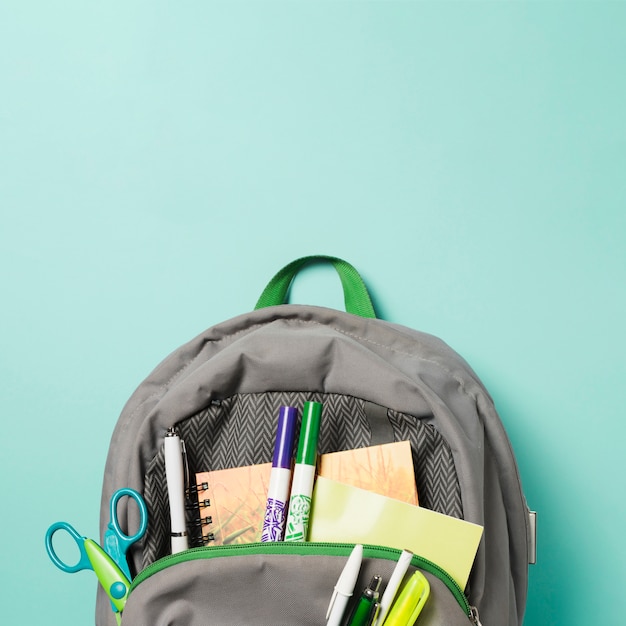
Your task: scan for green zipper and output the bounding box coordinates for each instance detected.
[130,542,471,618]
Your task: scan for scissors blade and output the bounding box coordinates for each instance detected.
[84,538,131,613]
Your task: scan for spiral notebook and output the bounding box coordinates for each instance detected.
[195,463,272,545]
[194,440,418,545]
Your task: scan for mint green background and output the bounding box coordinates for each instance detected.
[2,2,625,624]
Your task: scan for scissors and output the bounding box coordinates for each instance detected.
[45,488,148,621]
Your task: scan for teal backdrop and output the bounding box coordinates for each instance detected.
[2,2,625,624]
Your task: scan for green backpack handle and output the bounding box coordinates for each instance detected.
[254,255,377,319]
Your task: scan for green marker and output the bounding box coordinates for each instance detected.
[284,401,322,542]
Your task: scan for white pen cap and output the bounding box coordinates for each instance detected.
[326,544,364,622]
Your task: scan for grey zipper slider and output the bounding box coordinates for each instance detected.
[470,606,483,625]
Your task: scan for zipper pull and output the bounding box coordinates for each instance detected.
[470,606,483,625]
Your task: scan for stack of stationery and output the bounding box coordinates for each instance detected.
[191,400,484,615]
[194,438,420,546]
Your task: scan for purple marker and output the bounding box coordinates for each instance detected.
[261,406,298,542]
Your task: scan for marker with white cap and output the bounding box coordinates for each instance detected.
[284,401,322,542]
[261,406,298,542]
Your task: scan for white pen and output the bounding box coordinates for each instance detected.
[164,427,189,554]
[326,544,364,626]
[374,549,414,626]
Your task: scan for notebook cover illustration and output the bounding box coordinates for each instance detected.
[317,440,418,505]
[196,463,272,545]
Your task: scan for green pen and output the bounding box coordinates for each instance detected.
[347,575,382,626]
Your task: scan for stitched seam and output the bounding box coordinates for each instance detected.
[286,319,480,401]
[115,343,211,450]
[121,316,479,431]
[120,321,277,429]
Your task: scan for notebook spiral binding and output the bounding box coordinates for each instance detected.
[186,481,216,546]
[187,482,209,496]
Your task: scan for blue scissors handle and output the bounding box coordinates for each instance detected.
[45,521,92,573]
[108,488,148,546]
[105,488,148,580]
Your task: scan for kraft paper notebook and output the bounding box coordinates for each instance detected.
[308,476,483,590]
[317,440,418,505]
[196,463,272,545]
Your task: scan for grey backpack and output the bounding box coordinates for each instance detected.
[98,255,534,626]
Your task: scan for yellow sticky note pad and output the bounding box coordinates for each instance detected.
[308,476,483,590]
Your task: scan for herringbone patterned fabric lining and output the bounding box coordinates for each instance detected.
[142,392,461,568]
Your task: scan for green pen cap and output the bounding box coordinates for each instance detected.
[295,401,322,465]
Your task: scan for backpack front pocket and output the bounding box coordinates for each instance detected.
[122,543,475,626]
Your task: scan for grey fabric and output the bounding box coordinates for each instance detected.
[99,304,529,626]
[121,553,472,626]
